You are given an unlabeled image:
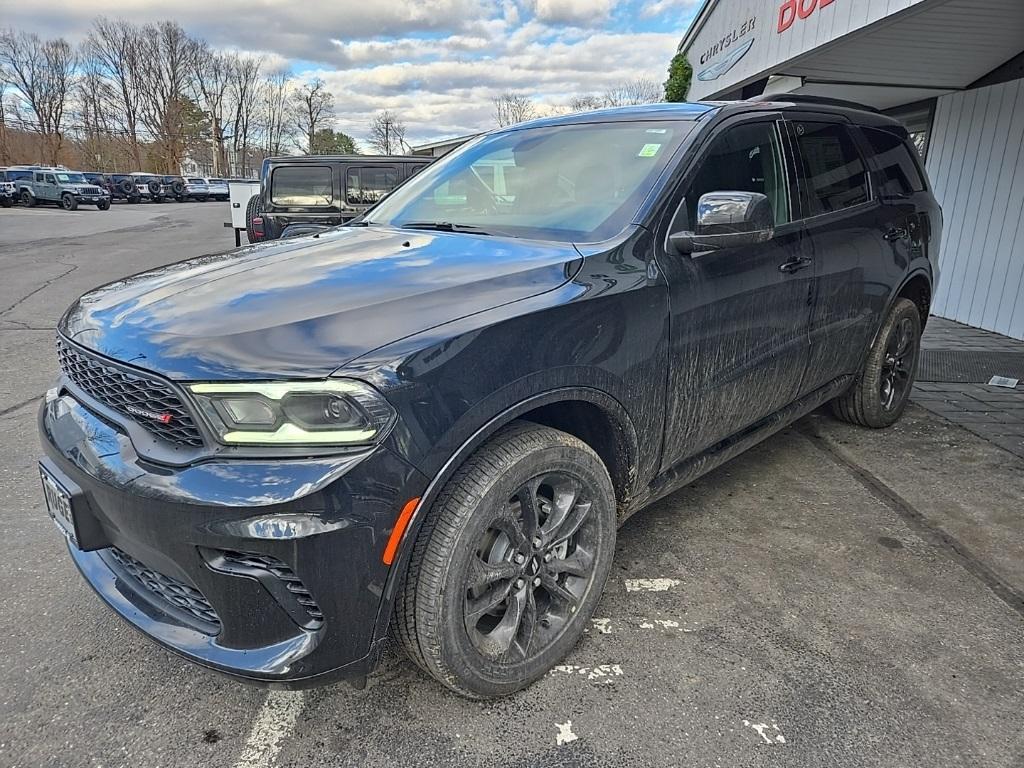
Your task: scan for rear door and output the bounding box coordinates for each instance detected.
[656,113,811,470]
[785,116,891,393]
[41,173,58,202]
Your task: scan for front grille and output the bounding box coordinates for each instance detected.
[81,186,102,195]
[109,548,221,632]
[219,551,324,623]
[57,339,204,447]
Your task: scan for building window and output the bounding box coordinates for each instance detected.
[792,122,869,216]
[885,100,936,160]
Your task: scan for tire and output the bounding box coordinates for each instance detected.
[245,194,264,242]
[117,178,134,196]
[0,198,12,208]
[395,421,617,698]
[197,195,208,202]
[171,179,186,197]
[129,195,141,204]
[61,194,78,211]
[21,190,35,207]
[832,298,922,429]
[97,200,111,211]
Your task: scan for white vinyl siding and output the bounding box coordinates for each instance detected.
[927,78,1024,340]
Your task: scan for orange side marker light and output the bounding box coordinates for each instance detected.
[382,497,420,566]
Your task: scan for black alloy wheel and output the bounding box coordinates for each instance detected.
[396,422,616,698]
[832,297,922,428]
[464,471,599,662]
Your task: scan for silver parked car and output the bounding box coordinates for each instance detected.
[20,169,111,211]
[184,178,210,201]
[204,177,229,201]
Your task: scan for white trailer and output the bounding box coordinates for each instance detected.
[224,181,261,246]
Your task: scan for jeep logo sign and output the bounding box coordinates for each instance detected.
[778,0,835,33]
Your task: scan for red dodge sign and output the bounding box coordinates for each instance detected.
[778,0,835,33]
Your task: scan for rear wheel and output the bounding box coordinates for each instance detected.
[21,190,34,207]
[396,422,616,698]
[832,298,921,428]
[61,193,78,211]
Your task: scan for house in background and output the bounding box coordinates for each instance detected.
[410,134,479,158]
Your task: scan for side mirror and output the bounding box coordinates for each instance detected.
[669,191,775,256]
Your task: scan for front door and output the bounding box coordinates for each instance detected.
[655,115,812,471]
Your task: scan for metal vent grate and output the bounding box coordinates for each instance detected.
[57,338,204,447]
[218,550,324,624]
[108,548,221,632]
[917,351,1024,383]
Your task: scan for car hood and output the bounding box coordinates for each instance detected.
[60,226,580,380]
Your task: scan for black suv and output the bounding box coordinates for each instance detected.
[102,174,144,203]
[247,154,432,241]
[38,98,939,697]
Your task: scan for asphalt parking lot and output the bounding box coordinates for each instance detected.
[1,203,1022,768]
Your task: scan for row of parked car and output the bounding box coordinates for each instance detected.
[0,166,236,211]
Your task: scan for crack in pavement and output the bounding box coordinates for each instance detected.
[0,258,78,317]
[0,394,42,418]
[799,423,1024,619]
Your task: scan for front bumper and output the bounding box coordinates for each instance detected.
[39,390,427,687]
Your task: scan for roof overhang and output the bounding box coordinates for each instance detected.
[682,0,1024,109]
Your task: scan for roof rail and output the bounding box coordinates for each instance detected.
[746,93,882,114]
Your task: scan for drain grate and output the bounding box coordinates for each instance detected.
[917,351,1024,383]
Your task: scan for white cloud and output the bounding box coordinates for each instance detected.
[640,0,701,19]
[528,0,617,26]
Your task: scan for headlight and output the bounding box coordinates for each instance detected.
[189,379,395,446]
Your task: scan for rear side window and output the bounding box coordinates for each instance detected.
[862,127,927,196]
[793,122,869,216]
[271,166,333,207]
[346,167,399,205]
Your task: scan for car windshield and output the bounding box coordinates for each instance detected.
[56,173,86,183]
[364,121,693,242]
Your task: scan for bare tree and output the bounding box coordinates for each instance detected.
[603,77,662,107]
[368,110,406,154]
[493,92,536,127]
[75,52,121,170]
[136,21,200,173]
[227,54,262,176]
[192,44,232,175]
[85,18,145,169]
[291,78,333,154]
[260,69,293,156]
[0,29,77,164]
[0,82,10,165]
[568,94,604,113]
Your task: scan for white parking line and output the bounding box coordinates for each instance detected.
[624,578,681,592]
[233,690,304,768]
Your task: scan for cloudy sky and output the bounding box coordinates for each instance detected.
[0,0,700,146]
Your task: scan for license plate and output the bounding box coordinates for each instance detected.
[40,465,78,547]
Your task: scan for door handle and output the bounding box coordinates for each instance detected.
[884,227,909,242]
[779,257,812,274]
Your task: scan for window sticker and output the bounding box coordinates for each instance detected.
[638,143,662,157]
[645,128,668,134]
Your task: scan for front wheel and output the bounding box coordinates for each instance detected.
[396,422,617,698]
[832,298,922,428]
[97,200,111,210]
[61,194,78,211]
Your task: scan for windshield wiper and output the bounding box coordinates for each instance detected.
[400,221,496,236]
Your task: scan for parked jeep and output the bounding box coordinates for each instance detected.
[104,174,144,203]
[246,155,433,241]
[160,175,189,202]
[20,169,111,210]
[129,173,169,203]
[0,178,15,207]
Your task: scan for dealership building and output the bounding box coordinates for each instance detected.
[679,0,1024,340]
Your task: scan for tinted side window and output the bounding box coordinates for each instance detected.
[793,122,869,216]
[862,127,926,196]
[346,167,399,205]
[271,166,333,206]
[684,121,791,227]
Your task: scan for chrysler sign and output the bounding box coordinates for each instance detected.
[695,16,757,82]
